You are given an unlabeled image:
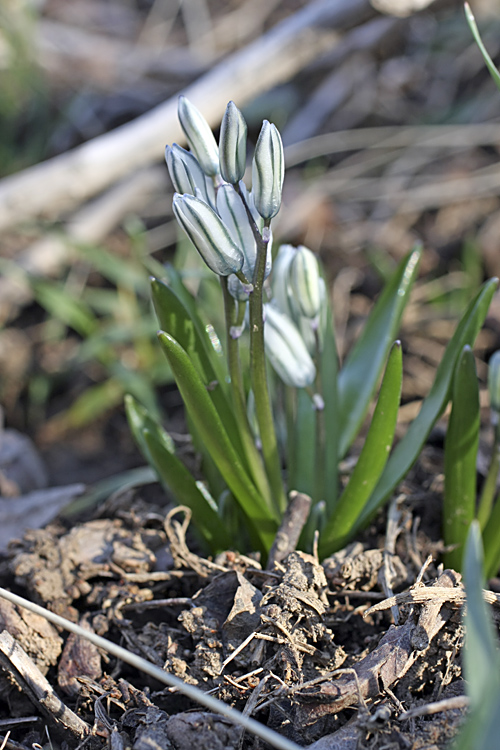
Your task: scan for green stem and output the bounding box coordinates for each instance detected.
[235,185,286,515]
[477,427,500,530]
[220,277,273,510]
[249,234,286,513]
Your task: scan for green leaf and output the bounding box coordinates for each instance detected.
[152,278,226,390]
[463,522,500,706]
[157,331,278,551]
[144,431,231,551]
[290,389,316,498]
[125,393,174,457]
[337,247,420,458]
[480,490,500,578]
[452,522,500,750]
[465,3,500,93]
[319,341,402,558]
[152,277,247,462]
[125,394,231,551]
[320,290,340,512]
[355,277,498,532]
[50,378,124,431]
[443,346,479,571]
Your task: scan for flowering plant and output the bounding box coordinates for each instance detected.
[126,96,496,560]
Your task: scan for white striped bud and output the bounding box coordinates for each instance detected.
[289,245,322,320]
[165,144,213,206]
[264,304,316,388]
[178,96,220,177]
[251,120,284,220]
[219,101,247,184]
[172,193,243,277]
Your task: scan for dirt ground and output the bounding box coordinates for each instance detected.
[0,465,472,750]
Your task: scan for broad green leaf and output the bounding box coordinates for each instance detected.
[337,247,420,458]
[465,3,500,93]
[320,341,402,558]
[355,277,498,532]
[443,346,479,571]
[157,331,278,551]
[452,523,500,750]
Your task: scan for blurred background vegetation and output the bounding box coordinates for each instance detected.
[1,0,500,487]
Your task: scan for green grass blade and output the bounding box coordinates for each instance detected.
[337,247,420,458]
[319,341,402,558]
[443,346,479,571]
[465,3,500,93]
[452,522,500,750]
[32,278,98,337]
[355,277,498,531]
[157,331,278,550]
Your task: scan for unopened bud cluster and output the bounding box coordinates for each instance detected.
[166,97,282,289]
[165,96,325,390]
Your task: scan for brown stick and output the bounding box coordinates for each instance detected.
[0,630,90,738]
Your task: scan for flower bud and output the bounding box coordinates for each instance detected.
[489,350,500,420]
[165,144,213,206]
[289,245,322,320]
[178,96,220,177]
[271,244,295,318]
[173,193,244,276]
[251,120,284,220]
[264,304,316,388]
[219,101,247,184]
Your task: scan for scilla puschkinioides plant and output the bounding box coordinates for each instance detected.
[125,95,497,560]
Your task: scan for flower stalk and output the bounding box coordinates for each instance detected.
[220,276,273,508]
[247,216,287,515]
